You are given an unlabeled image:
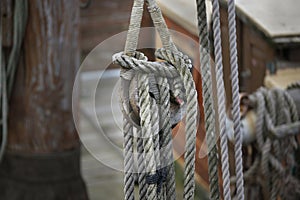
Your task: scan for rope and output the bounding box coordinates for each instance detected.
[211,0,231,199]
[115,0,198,199]
[137,130,147,199]
[231,87,300,199]
[196,0,220,199]
[227,0,245,199]
[157,76,176,199]
[0,0,28,161]
[123,118,135,200]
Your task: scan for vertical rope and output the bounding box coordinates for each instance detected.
[138,73,157,199]
[124,0,144,55]
[137,132,148,199]
[196,0,220,199]
[151,97,161,199]
[211,0,231,199]
[227,0,245,199]
[124,118,136,200]
[157,77,176,200]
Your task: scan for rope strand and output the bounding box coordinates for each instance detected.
[227,0,245,199]
[211,0,231,199]
[196,0,220,199]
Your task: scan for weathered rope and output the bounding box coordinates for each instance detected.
[156,76,176,199]
[0,0,28,161]
[137,130,147,199]
[196,0,220,199]
[138,72,158,199]
[123,118,136,200]
[211,0,231,199]
[231,87,300,200]
[227,0,245,199]
[116,0,198,199]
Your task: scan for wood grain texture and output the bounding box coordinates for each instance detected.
[7,0,80,153]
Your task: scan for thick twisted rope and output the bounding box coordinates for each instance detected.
[156,48,198,200]
[196,0,220,199]
[156,77,176,199]
[137,130,148,199]
[138,73,158,199]
[123,118,136,200]
[122,0,145,198]
[117,0,198,199]
[211,0,231,199]
[232,87,300,199]
[227,0,245,199]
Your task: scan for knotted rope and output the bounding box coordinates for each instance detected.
[114,0,198,199]
[0,0,28,161]
[230,87,300,200]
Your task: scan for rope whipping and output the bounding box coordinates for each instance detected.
[114,0,198,199]
[227,0,245,199]
[211,0,231,199]
[0,0,28,161]
[230,87,300,200]
[196,0,220,199]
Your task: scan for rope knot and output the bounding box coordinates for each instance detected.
[155,48,192,70]
[146,166,167,193]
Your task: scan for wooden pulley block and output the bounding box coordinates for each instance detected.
[120,66,186,129]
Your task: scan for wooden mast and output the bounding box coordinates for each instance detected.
[0,1,88,199]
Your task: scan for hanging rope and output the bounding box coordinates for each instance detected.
[0,0,28,162]
[230,87,300,200]
[196,0,220,199]
[114,0,198,199]
[227,0,245,199]
[211,0,231,199]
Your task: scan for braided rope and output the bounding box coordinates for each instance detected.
[227,1,245,199]
[196,0,220,199]
[211,0,231,199]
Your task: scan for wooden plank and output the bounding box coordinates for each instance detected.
[235,0,300,39]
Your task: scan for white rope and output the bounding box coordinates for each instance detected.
[0,0,28,162]
[227,0,245,199]
[211,0,231,199]
[196,0,220,199]
[115,0,198,199]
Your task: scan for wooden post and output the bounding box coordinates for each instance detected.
[0,1,88,199]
